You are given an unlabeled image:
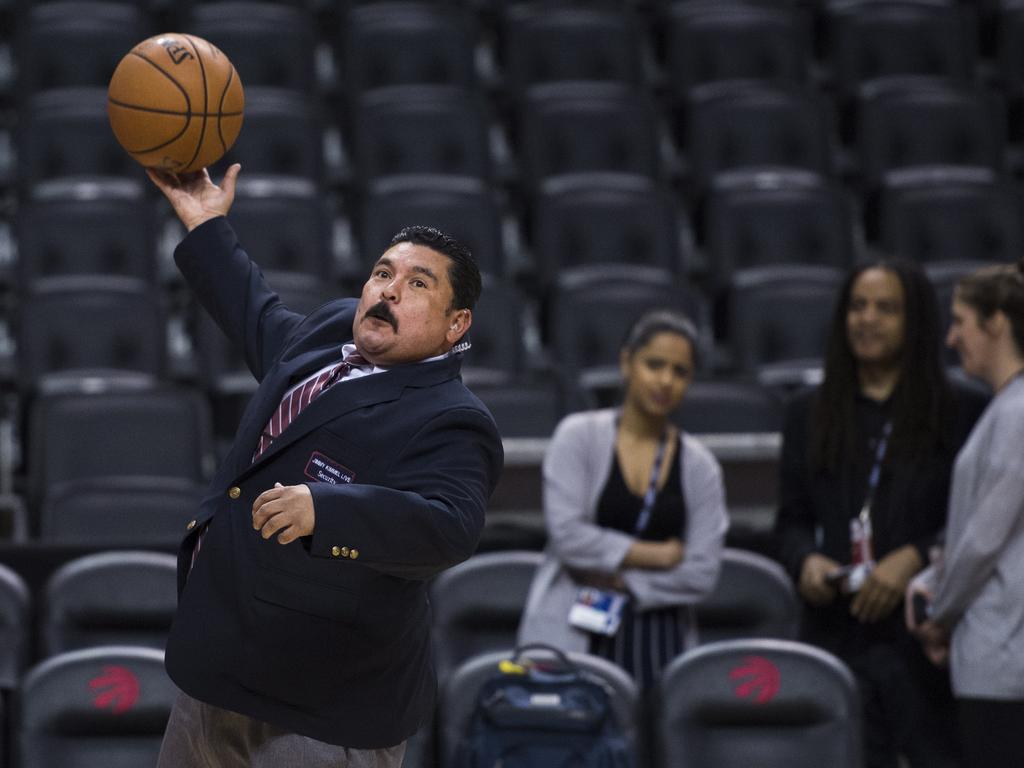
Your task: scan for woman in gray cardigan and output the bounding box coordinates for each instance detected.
[517,311,728,689]
[908,260,1024,766]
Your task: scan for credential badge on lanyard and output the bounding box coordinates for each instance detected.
[847,420,892,592]
[568,429,671,636]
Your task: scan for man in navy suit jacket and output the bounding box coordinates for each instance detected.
[148,165,504,767]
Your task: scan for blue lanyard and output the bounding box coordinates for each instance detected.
[859,420,893,523]
[634,431,670,535]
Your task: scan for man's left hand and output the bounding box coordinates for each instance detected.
[252,483,315,544]
[850,544,922,623]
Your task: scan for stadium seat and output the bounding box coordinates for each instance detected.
[227,176,334,279]
[341,2,476,96]
[655,638,862,768]
[14,646,175,768]
[532,172,687,289]
[16,2,150,94]
[684,81,835,195]
[429,550,543,683]
[693,548,800,644]
[19,87,137,187]
[26,382,213,519]
[192,272,334,454]
[361,174,505,278]
[0,562,29,691]
[727,265,843,388]
[878,167,1024,264]
[41,551,178,657]
[192,270,334,399]
[352,85,491,185]
[501,3,644,97]
[188,2,317,94]
[550,265,708,408]
[996,0,1024,142]
[925,259,998,366]
[518,82,662,189]
[470,379,562,439]
[823,0,976,102]
[703,169,855,290]
[664,2,809,94]
[17,275,164,387]
[39,476,204,546]
[459,275,525,386]
[856,76,1006,192]
[16,178,156,284]
[672,379,783,434]
[211,86,324,182]
[439,648,642,768]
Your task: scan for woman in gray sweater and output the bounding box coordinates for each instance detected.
[517,310,728,689]
[909,260,1024,766]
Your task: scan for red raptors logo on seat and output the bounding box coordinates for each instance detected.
[729,655,781,704]
[89,665,140,715]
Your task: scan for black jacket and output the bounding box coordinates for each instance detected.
[774,383,985,651]
[164,218,504,747]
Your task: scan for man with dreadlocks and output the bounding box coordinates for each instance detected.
[774,259,986,768]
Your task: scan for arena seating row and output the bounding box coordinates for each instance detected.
[0,5,1000,764]
[0,547,857,768]
[6,74,1021,205]
[6,168,1021,286]
[4,2,1024,206]
[0,249,988,390]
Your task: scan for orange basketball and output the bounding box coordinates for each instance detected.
[107,33,244,174]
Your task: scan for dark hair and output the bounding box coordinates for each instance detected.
[621,309,700,368]
[390,225,481,311]
[810,259,952,473]
[954,259,1024,356]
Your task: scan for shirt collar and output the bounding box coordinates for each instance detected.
[343,342,463,369]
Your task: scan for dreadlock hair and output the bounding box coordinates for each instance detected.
[810,258,953,474]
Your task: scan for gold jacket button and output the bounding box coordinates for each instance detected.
[349,548,360,560]
[331,546,341,557]
[228,486,241,499]
[340,546,350,558]
[187,519,197,531]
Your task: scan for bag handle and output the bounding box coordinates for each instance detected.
[510,643,580,674]
[513,642,570,663]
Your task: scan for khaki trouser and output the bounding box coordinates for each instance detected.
[156,690,407,768]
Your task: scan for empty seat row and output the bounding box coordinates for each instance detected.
[6,166,1022,296]
[0,637,863,768]
[12,0,1024,102]
[2,368,790,541]
[10,75,1017,199]
[0,258,993,476]
[0,547,798,690]
[0,548,855,768]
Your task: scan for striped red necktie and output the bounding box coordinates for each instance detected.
[190,351,369,572]
[252,351,369,461]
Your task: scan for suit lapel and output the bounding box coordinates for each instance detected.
[220,346,344,478]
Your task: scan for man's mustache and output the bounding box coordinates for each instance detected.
[364,301,398,331]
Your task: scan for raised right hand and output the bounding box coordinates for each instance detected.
[799,552,840,605]
[146,163,240,232]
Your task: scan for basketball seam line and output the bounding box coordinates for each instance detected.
[118,51,194,154]
[217,64,236,153]
[182,34,209,173]
[127,51,193,114]
[107,98,243,118]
